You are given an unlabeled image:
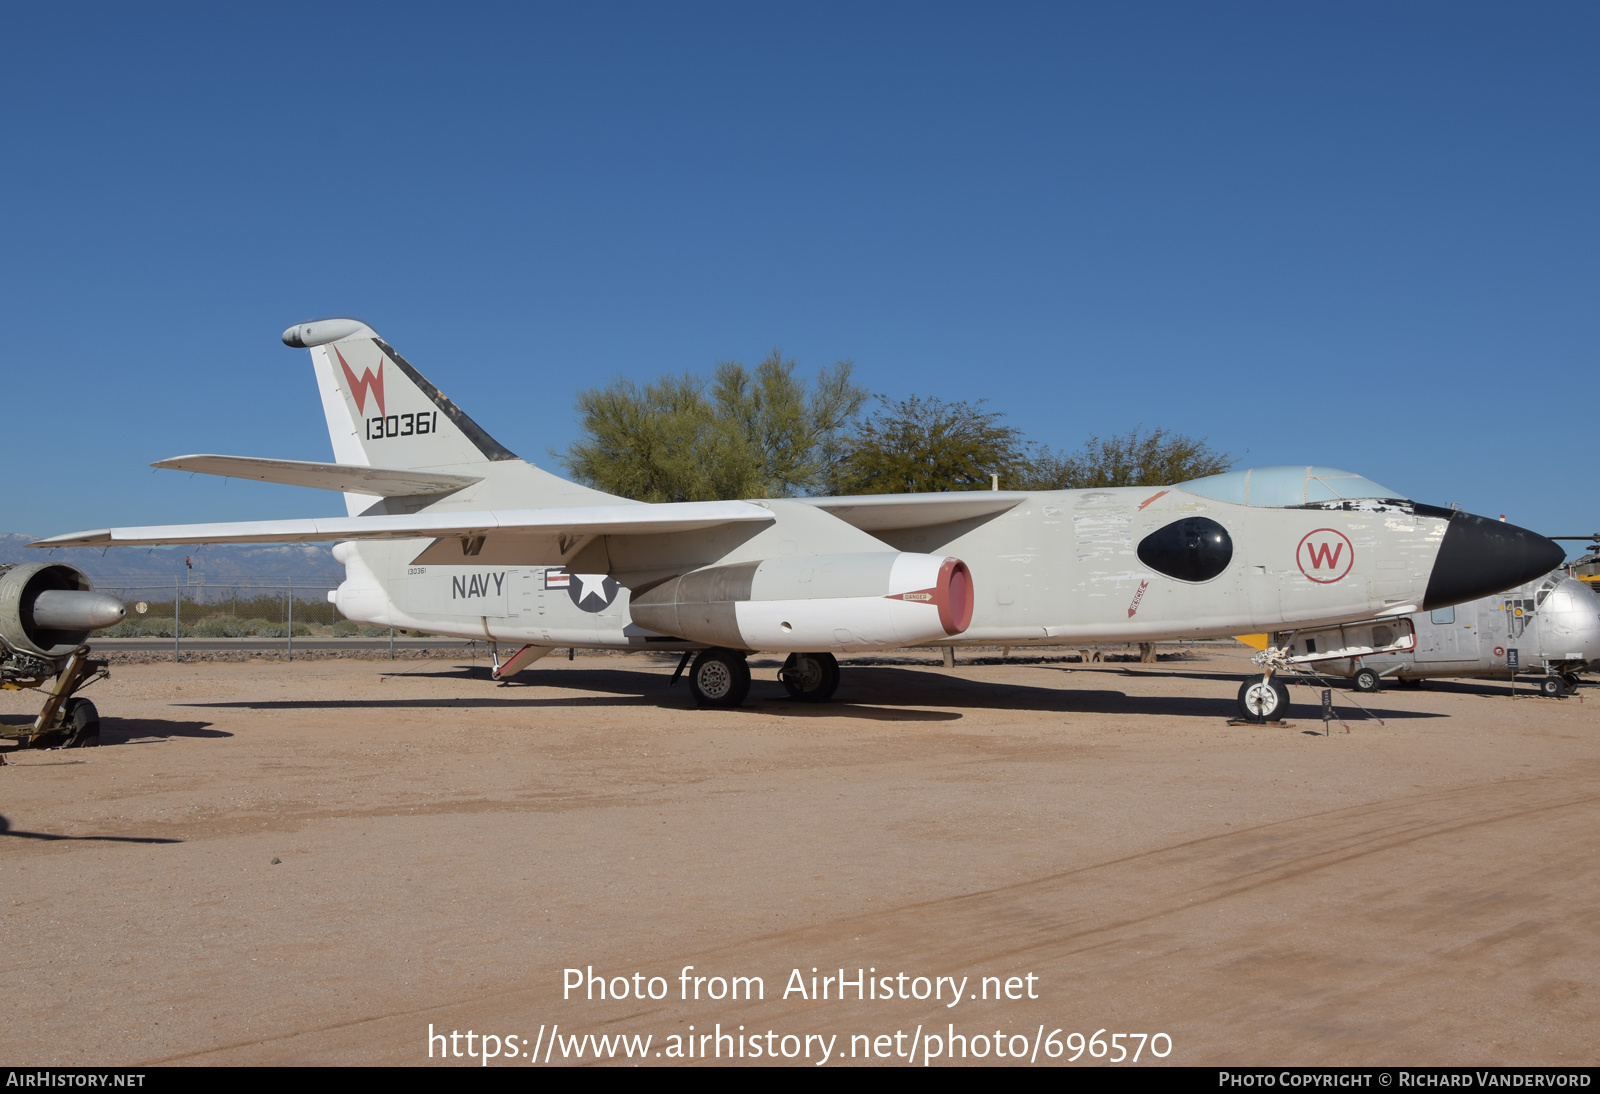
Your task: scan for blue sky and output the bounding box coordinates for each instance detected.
[3,3,1596,548]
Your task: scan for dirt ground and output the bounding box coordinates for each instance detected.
[1,647,1595,1067]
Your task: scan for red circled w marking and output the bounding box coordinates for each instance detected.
[1296,528,1355,584]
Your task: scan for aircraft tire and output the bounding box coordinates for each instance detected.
[1396,676,1424,689]
[779,653,840,702]
[62,698,100,748]
[1563,672,1583,692]
[1539,675,1566,699]
[1237,677,1290,723]
[816,654,841,700]
[1352,667,1380,693]
[689,648,751,708]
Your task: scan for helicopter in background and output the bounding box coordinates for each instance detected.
[1249,565,1600,698]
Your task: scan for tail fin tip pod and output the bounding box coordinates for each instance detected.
[282,317,519,470]
[282,318,378,348]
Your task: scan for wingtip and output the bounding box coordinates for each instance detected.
[29,531,113,548]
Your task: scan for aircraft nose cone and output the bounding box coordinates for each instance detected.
[1422,512,1565,611]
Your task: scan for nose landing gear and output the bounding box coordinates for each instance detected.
[1236,676,1291,723]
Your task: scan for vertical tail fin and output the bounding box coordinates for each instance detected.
[283,318,519,472]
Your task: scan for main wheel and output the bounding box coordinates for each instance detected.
[1539,675,1566,698]
[1396,676,1424,689]
[1563,672,1583,692]
[1237,677,1291,723]
[61,698,100,748]
[779,652,840,702]
[1352,667,1380,693]
[689,648,752,708]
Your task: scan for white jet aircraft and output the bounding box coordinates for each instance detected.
[34,319,1565,720]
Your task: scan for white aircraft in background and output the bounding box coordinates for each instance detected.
[1257,569,1600,697]
[34,318,1565,721]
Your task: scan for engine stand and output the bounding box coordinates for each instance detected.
[0,645,109,749]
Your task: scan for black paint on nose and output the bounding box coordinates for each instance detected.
[1422,512,1565,611]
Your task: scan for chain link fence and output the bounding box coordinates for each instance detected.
[93,579,397,660]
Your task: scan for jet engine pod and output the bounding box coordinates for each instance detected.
[630,552,974,652]
[0,563,126,658]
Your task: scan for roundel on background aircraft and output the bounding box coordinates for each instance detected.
[1138,517,1234,583]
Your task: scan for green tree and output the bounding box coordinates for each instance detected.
[560,351,867,501]
[1017,428,1232,490]
[827,395,1029,494]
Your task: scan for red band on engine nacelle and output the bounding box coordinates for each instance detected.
[883,558,974,635]
[938,557,973,635]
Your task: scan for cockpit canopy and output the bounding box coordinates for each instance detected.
[1176,465,1406,507]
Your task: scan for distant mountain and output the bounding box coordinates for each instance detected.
[0,534,345,591]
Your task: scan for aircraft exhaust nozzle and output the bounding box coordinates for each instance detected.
[30,590,127,630]
[1422,512,1566,611]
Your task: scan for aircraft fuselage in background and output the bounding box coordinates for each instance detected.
[1276,570,1600,691]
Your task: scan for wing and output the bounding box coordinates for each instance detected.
[152,454,483,497]
[801,492,1027,531]
[30,500,774,550]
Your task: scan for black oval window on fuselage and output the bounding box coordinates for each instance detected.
[1137,517,1234,582]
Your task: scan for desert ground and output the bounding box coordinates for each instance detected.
[1,645,1595,1067]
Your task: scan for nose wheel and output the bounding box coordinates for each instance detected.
[1237,677,1291,723]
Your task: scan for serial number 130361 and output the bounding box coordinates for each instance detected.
[367,411,439,440]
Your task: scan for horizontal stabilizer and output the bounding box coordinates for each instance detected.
[30,500,774,548]
[803,492,1026,531]
[152,455,483,497]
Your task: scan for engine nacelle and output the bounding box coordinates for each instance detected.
[630,552,973,652]
[0,563,126,658]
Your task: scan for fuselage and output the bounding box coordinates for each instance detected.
[332,484,1491,654]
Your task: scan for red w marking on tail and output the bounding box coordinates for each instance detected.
[334,347,385,417]
[1305,542,1343,570]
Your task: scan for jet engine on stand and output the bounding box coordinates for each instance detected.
[0,562,126,750]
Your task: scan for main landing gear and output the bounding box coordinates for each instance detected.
[685,648,842,708]
[1539,673,1582,699]
[778,652,840,702]
[688,648,752,708]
